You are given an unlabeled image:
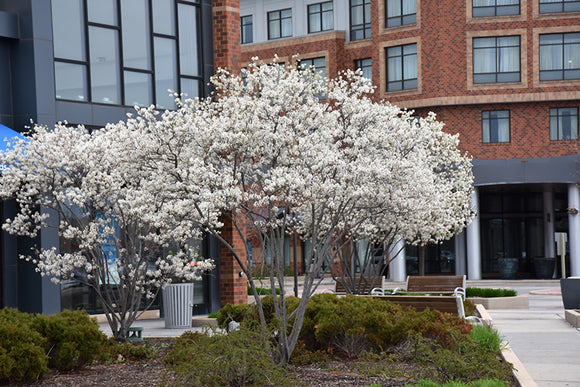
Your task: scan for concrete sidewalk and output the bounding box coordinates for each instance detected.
[480,281,580,387]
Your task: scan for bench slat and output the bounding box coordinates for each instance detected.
[370,295,461,315]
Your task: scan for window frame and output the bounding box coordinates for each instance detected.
[350,0,371,41]
[354,58,373,81]
[539,0,580,14]
[472,0,520,17]
[267,9,293,40]
[550,107,579,140]
[52,0,205,108]
[308,1,334,34]
[473,35,521,84]
[482,110,511,143]
[539,32,580,81]
[385,43,417,92]
[241,15,253,44]
[385,0,417,28]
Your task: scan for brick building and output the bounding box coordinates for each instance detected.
[238,0,580,280]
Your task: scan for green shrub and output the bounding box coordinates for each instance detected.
[164,328,297,386]
[216,295,301,332]
[470,325,503,353]
[466,288,517,298]
[408,335,513,384]
[248,284,281,295]
[0,308,49,383]
[216,302,254,329]
[31,309,107,371]
[299,294,472,357]
[106,340,160,361]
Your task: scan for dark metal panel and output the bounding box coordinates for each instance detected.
[473,155,580,186]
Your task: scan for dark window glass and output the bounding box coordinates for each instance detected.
[124,71,153,106]
[55,62,88,101]
[550,107,579,140]
[268,9,292,40]
[482,110,510,143]
[354,58,372,81]
[178,3,200,77]
[473,36,520,83]
[52,0,86,61]
[152,0,176,36]
[386,0,417,28]
[539,0,580,14]
[386,43,417,91]
[89,26,121,104]
[540,33,580,81]
[472,0,520,17]
[154,37,178,109]
[122,0,151,70]
[350,0,371,41]
[241,15,253,43]
[308,1,334,33]
[87,0,118,25]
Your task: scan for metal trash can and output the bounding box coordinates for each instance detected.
[162,283,194,328]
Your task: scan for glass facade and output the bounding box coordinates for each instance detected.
[52,0,204,109]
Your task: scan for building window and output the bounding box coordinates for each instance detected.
[386,0,416,28]
[386,43,417,91]
[241,15,253,44]
[300,57,326,98]
[473,36,520,83]
[550,107,579,140]
[52,0,204,109]
[540,33,580,81]
[539,0,580,13]
[482,110,510,143]
[355,58,372,81]
[472,0,520,17]
[268,9,292,40]
[308,1,334,33]
[350,0,371,41]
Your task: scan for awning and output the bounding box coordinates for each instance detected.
[0,123,25,153]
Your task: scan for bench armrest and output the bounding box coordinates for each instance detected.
[392,287,405,295]
[454,287,466,301]
[371,288,384,296]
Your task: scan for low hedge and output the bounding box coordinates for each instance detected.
[466,288,517,298]
[0,308,107,384]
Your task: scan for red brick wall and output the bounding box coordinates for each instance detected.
[213,0,241,72]
[219,215,248,306]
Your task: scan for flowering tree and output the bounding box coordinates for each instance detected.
[124,60,473,364]
[0,123,215,341]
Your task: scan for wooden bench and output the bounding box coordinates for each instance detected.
[369,275,467,318]
[368,295,465,317]
[393,275,466,298]
[331,276,381,295]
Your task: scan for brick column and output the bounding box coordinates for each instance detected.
[213,0,241,72]
[219,215,248,305]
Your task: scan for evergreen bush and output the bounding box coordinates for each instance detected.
[0,308,48,383]
[31,309,107,371]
